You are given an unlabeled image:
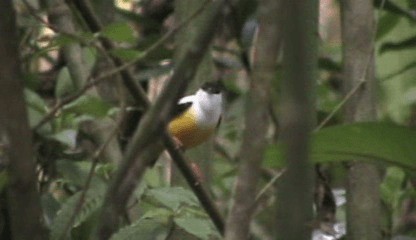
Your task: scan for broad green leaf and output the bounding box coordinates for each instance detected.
[50,187,106,240]
[51,32,95,47]
[49,129,77,149]
[110,218,169,240]
[264,123,416,171]
[380,61,416,81]
[147,187,198,211]
[63,95,112,118]
[25,88,47,113]
[56,67,76,97]
[82,47,97,75]
[24,88,50,131]
[101,22,136,44]
[141,208,173,219]
[377,12,401,40]
[174,217,215,240]
[110,48,142,61]
[312,123,416,169]
[52,34,79,46]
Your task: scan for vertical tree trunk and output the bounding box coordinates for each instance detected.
[276,1,318,240]
[224,0,281,239]
[0,1,46,239]
[341,1,381,239]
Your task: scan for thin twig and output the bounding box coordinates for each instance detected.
[163,134,225,234]
[315,0,386,131]
[315,80,365,131]
[255,168,286,202]
[94,1,226,238]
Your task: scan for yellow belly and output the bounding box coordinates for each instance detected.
[168,109,215,149]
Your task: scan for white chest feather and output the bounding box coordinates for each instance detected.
[181,90,222,128]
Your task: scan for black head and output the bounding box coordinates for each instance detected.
[201,81,224,94]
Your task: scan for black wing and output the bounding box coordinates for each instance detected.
[169,101,193,120]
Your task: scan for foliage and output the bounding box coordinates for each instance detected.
[265,122,416,170]
[4,0,416,239]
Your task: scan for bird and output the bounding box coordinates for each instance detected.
[167,81,223,149]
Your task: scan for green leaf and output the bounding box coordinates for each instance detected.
[381,167,405,207]
[174,217,215,240]
[264,123,416,170]
[142,208,173,219]
[101,22,136,44]
[147,187,198,211]
[49,130,77,149]
[25,88,47,113]
[312,123,416,169]
[110,218,169,240]
[63,95,113,118]
[52,34,79,46]
[110,48,142,61]
[24,88,49,129]
[377,12,401,40]
[56,67,76,97]
[82,47,97,75]
[56,160,106,188]
[50,187,106,240]
[380,61,416,81]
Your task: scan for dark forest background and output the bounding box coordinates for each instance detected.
[1,0,416,240]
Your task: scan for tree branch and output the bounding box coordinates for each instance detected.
[276,0,318,239]
[224,0,281,239]
[94,1,225,239]
[0,1,47,239]
[316,0,386,131]
[72,0,149,106]
[33,0,211,130]
[342,0,382,239]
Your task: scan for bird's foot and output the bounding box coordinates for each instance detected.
[172,136,185,151]
[190,162,205,183]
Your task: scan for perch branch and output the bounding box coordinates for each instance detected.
[92,1,226,239]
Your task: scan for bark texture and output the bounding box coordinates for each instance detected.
[224,0,281,239]
[341,1,381,239]
[0,1,46,239]
[276,0,318,239]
